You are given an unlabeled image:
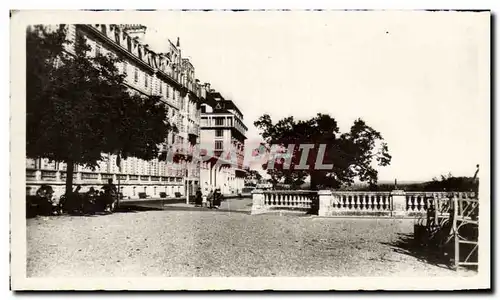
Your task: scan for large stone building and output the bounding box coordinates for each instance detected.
[199,89,248,195]
[26,24,211,199]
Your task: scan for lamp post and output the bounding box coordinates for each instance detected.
[185,162,190,205]
[117,153,121,208]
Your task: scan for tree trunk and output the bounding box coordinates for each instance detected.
[65,160,74,196]
[310,172,319,191]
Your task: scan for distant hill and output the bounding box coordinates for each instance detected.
[376,180,425,185]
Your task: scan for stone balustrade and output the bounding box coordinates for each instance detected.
[252,189,477,218]
[322,191,393,217]
[405,191,476,216]
[251,190,318,215]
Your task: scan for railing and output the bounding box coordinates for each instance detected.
[406,192,476,214]
[455,194,479,220]
[81,173,99,180]
[453,196,479,269]
[26,170,37,181]
[331,191,392,212]
[101,174,114,180]
[251,190,318,214]
[405,192,435,213]
[263,190,317,208]
[26,170,188,186]
[251,190,478,218]
[59,172,78,180]
[413,192,479,270]
[41,170,57,181]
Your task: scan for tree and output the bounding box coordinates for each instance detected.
[424,173,478,192]
[245,169,262,181]
[254,113,391,190]
[26,25,172,194]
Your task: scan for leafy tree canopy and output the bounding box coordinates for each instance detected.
[254,113,391,190]
[27,25,172,193]
[245,169,263,181]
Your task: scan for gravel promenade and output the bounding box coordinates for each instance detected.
[27,198,475,277]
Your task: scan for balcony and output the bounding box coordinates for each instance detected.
[200,116,246,139]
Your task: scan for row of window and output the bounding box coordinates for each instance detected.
[215,118,225,126]
[130,65,177,100]
[92,42,196,117]
[201,117,235,127]
[213,141,244,151]
[94,24,180,80]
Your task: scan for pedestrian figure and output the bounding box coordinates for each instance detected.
[35,185,55,215]
[206,189,214,208]
[88,187,96,196]
[202,182,211,208]
[213,188,223,209]
[36,184,54,199]
[195,188,203,207]
[73,185,82,194]
[102,179,118,195]
[102,179,118,212]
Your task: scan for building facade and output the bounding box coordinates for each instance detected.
[26,24,211,199]
[199,89,248,195]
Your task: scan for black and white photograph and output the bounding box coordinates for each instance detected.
[10,9,491,290]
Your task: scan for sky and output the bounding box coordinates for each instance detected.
[139,11,489,182]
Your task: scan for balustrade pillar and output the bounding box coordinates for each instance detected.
[250,189,266,215]
[391,190,407,217]
[318,190,333,216]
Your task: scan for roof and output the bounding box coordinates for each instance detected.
[204,92,243,118]
[224,100,244,118]
[207,91,224,101]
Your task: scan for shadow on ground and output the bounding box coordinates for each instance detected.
[115,205,164,213]
[27,199,253,219]
[382,233,456,270]
[117,203,251,215]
